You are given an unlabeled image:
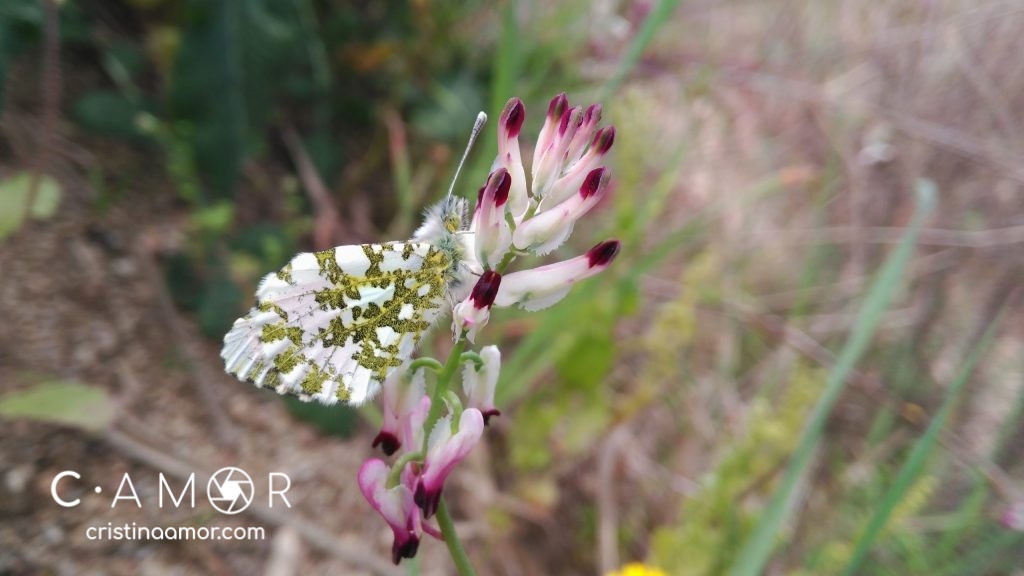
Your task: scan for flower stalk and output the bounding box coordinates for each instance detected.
[359,93,620,571]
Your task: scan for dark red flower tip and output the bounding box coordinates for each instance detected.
[414,481,442,519]
[579,167,608,199]
[502,98,525,138]
[591,126,616,154]
[586,240,620,268]
[481,409,501,426]
[548,92,568,120]
[372,431,401,456]
[557,106,573,136]
[392,534,420,565]
[582,103,602,126]
[470,270,502,308]
[494,170,511,206]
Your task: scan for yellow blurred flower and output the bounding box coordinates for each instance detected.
[607,562,669,576]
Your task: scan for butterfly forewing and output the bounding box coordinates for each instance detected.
[221,242,451,405]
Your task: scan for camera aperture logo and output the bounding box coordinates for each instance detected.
[207,467,255,514]
[50,468,291,514]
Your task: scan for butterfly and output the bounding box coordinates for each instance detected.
[221,114,487,406]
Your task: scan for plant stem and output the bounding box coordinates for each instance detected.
[437,496,476,576]
[422,338,467,449]
[419,338,475,574]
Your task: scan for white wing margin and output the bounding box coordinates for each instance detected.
[221,242,450,406]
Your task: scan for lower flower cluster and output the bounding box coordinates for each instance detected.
[359,347,500,564]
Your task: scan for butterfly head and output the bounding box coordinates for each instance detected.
[413,196,469,244]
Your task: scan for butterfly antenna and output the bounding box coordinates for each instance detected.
[447,111,488,199]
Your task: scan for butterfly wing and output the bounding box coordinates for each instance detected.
[221,242,451,405]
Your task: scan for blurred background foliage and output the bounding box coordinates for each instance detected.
[2,0,1024,574]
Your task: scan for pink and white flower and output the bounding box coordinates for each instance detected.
[357,459,422,565]
[462,345,501,425]
[414,408,485,518]
[472,169,513,270]
[372,365,426,456]
[495,240,620,312]
[513,166,610,255]
[453,270,502,343]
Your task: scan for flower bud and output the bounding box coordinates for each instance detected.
[453,271,502,342]
[462,345,501,425]
[473,169,513,269]
[495,98,529,217]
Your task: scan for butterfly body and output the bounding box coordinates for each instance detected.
[221,197,473,405]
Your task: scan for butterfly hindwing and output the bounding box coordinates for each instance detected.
[221,242,451,405]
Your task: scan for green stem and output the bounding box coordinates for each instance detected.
[409,357,444,375]
[437,496,476,576]
[387,451,422,488]
[422,338,467,449]
[418,338,475,574]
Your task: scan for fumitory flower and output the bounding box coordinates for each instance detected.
[495,240,620,311]
[452,92,620,337]
[453,270,501,343]
[359,93,620,567]
[357,459,423,565]
[373,364,426,456]
[462,345,501,424]
[414,408,485,518]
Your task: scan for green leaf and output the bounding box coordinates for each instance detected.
[840,313,1004,574]
[0,171,63,239]
[0,380,116,432]
[728,180,936,576]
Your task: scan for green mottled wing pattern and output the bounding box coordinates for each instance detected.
[221,242,451,405]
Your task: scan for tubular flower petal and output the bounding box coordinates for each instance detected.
[513,167,610,255]
[543,125,615,206]
[462,345,501,424]
[494,98,529,217]
[373,365,426,456]
[532,93,570,194]
[357,459,421,565]
[564,103,603,167]
[414,408,485,518]
[453,270,501,343]
[494,240,620,312]
[473,169,513,269]
[533,104,583,199]
[400,395,431,453]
